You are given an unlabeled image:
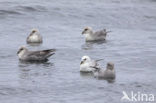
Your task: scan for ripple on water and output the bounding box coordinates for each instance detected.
[16,5,47,12]
[0,9,22,15]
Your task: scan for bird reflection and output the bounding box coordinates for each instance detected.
[18,61,54,87]
[81,40,106,50]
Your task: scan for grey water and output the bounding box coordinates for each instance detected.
[0,0,156,103]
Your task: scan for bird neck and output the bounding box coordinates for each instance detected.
[107,68,114,71]
[18,50,27,59]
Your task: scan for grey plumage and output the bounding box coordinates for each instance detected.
[17,46,55,61]
[91,29,107,40]
[82,27,111,41]
[91,62,115,79]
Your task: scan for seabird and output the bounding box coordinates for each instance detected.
[82,27,111,42]
[26,29,43,43]
[17,46,55,61]
[80,56,103,72]
[91,62,115,79]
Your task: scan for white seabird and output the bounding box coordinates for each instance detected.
[26,29,43,43]
[80,56,103,72]
[17,46,55,61]
[82,27,111,42]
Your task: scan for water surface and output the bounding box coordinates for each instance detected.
[0,0,156,103]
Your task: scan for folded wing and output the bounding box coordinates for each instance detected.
[27,49,56,61]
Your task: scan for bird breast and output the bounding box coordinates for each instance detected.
[29,35,40,42]
[18,50,26,59]
[85,33,94,41]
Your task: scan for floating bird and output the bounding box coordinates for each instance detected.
[91,62,115,79]
[80,56,103,72]
[82,27,111,42]
[27,29,43,43]
[17,46,55,61]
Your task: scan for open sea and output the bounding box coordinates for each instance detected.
[0,0,156,103]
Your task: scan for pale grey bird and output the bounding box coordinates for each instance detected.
[82,27,111,42]
[80,56,103,72]
[26,29,43,43]
[17,46,55,61]
[91,62,115,79]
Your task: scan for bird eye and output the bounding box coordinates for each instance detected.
[84,29,88,31]
[84,58,86,61]
[32,30,36,33]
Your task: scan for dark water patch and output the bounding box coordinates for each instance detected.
[18,59,49,63]
[20,68,31,72]
[0,9,22,15]
[150,0,156,2]
[68,14,80,19]
[53,7,61,11]
[17,5,47,13]
[112,0,121,3]
[0,86,35,97]
[99,79,115,83]
[0,54,14,58]
[148,36,156,40]
[85,14,94,18]
[18,60,54,68]
[144,15,156,20]
[80,72,94,78]
[81,40,107,50]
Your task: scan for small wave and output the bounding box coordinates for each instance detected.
[0,9,22,15]
[19,6,37,11]
[144,15,156,20]
[17,5,47,12]
[0,86,34,96]
[150,0,156,2]
[0,54,14,58]
[53,7,61,11]
[85,14,94,18]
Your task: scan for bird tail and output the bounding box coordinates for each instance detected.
[45,53,55,59]
[43,49,56,59]
[103,29,112,34]
[95,59,104,62]
[43,49,56,53]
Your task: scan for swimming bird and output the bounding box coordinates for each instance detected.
[80,56,103,72]
[91,62,115,79]
[17,46,55,61]
[82,27,111,42]
[26,29,43,43]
